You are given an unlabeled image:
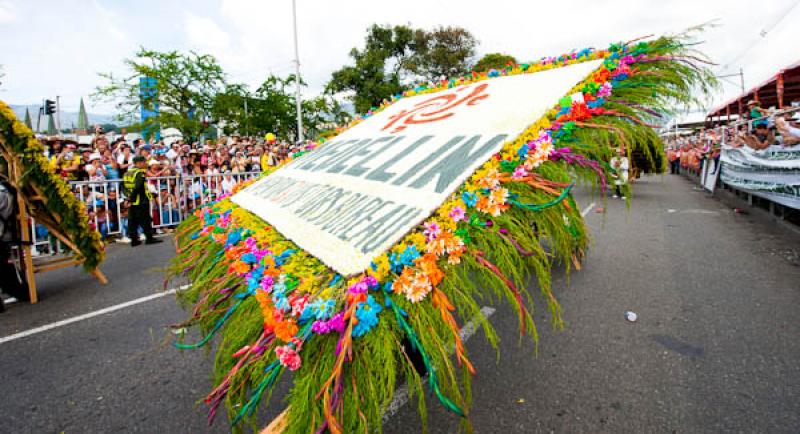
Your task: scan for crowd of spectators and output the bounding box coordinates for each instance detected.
[666,101,800,175]
[32,130,312,251]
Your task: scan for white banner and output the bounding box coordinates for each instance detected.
[233,60,602,275]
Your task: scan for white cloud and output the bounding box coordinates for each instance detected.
[184,11,232,50]
[2,0,800,117]
[0,0,16,23]
[92,0,127,42]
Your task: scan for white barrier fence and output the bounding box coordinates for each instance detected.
[29,171,262,254]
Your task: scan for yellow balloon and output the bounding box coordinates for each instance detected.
[265,133,276,142]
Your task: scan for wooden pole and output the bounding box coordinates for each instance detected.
[11,159,38,303]
[260,408,289,434]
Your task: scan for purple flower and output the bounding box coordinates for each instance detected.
[328,312,345,333]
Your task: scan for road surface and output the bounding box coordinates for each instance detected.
[1,174,798,433]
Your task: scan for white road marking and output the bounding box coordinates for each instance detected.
[0,285,189,345]
[581,202,596,217]
[383,306,497,422]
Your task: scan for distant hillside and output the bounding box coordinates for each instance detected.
[8,104,117,132]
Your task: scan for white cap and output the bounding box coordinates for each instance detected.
[89,153,103,161]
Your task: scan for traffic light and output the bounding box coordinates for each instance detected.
[44,99,56,115]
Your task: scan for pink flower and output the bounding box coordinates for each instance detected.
[275,345,301,371]
[512,165,529,180]
[597,82,613,97]
[260,275,274,292]
[349,281,368,294]
[449,206,466,222]
[364,275,378,289]
[423,221,441,242]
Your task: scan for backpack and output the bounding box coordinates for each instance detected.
[0,182,16,242]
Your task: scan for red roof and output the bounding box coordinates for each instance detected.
[707,60,800,118]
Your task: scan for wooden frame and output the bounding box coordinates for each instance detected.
[5,153,107,304]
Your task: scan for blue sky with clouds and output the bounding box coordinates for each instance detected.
[1,0,799,115]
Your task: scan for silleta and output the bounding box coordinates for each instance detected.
[291,134,507,193]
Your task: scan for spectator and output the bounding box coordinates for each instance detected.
[609,148,629,199]
[56,142,81,180]
[742,124,774,150]
[116,142,134,175]
[775,113,800,146]
[746,100,769,127]
[87,153,108,182]
[220,170,235,195]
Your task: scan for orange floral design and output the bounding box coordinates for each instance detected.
[415,253,444,286]
[275,319,299,343]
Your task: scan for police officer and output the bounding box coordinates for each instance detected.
[122,156,162,246]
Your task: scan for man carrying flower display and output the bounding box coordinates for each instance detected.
[122,156,162,246]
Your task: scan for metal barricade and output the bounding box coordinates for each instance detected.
[37,171,264,243]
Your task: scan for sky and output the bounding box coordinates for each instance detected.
[1,0,799,117]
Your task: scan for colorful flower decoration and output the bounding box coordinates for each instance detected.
[169,36,715,433]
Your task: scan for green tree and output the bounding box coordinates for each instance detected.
[212,75,349,141]
[23,108,32,129]
[412,26,478,81]
[326,24,478,113]
[472,53,518,73]
[93,48,227,140]
[301,94,350,139]
[77,98,89,130]
[326,24,419,114]
[210,83,251,136]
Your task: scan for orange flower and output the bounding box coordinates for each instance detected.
[426,237,446,256]
[475,196,491,214]
[476,168,501,190]
[275,319,299,343]
[405,274,432,303]
[447,251,462,265]
[230,260,250,275]
[393,267,415,295]
[415,253,444,286]
[256,292,277,332]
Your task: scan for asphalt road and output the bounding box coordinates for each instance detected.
[1,174,798,433]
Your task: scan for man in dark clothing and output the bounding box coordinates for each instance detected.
[0,178,29,311]
[122,156,162,246]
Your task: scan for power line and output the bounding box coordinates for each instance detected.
[718,0,800,73]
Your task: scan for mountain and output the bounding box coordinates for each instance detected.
[8,104,117,132]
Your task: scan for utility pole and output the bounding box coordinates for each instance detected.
[243,95,249,136]
[55,95,62,137]
[739,68,745,95]
[292,0,303,143]
[37,102,43,133]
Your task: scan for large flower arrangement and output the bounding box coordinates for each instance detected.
[0,101,104,270]
[169,35,714,433]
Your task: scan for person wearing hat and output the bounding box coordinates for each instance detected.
[87,152,108,182]
[55,142,82,180]
[122,156,161,246]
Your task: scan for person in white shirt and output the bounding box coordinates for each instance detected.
[609,148,629,199]
[775,114,800,147]
[220,171,236,195]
